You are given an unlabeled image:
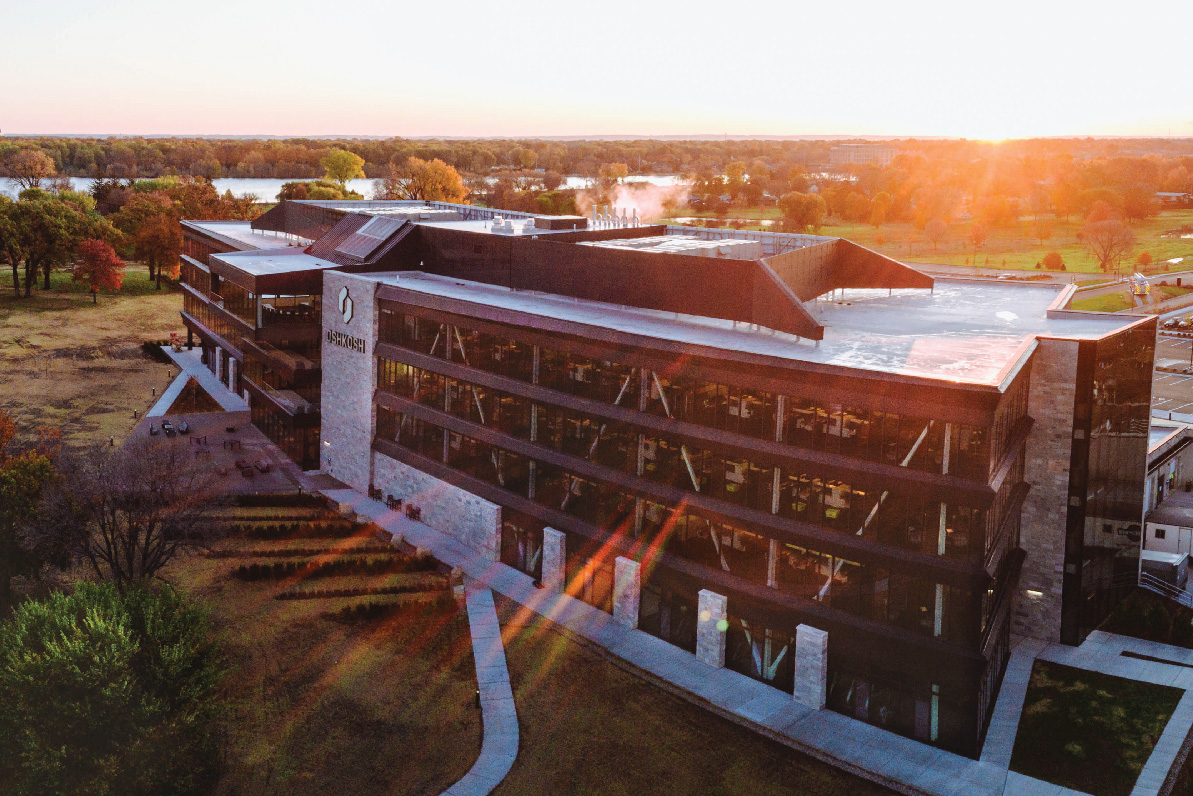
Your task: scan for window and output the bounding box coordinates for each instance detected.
[1156,527,1167,540]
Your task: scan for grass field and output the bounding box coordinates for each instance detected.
[164,531,481,796]
[1010,660,1182,796]
[492,600,891,796]
[668,208,1193,275]
[1070,291,1136,313]
[0,264,183,448]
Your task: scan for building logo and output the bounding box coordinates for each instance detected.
[338,286,354,324]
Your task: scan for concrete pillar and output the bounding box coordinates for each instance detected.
[213,346,223,381]
[613,557,641,629]
[696,590,728,668]
[542,528,565,593]
[794,624,828,709]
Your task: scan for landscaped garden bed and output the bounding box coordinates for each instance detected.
[1010,660,1182,796]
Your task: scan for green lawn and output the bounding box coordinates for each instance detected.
[666,208,1193,276]
[1070,291,1136,313]
[1010,660,1182,796]
[491,600,892,796]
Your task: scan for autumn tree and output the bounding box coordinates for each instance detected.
[72,239,126,302]
[870,191,893,227]
[513,147,538,170]
[968,222,988,251]
[1137,251,1153,267]
[924,218,948,251]
[0,198,22,297]
[778,191,827,232]
[11,195,94,296]
[1042,251,1065,270]
[1081,218,1136,275]
[5,150,57,190]
[320,149,365,188]
[1122,185,1159,222]
[1032,216,1055,246]
[0,411,57,602]
[374,157,468,203]
[598,163,629,186]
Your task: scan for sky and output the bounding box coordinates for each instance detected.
[1,0,1191,140]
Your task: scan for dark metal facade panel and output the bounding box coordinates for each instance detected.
[766,238,934,301]
[406,225,827,339]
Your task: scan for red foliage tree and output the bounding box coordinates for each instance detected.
[72,238,125,302]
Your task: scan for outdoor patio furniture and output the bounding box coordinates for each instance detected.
[255,460,271,473]
[149,425,159,436]
[179,421,190,434]
[405,504,421,521]
[225,426,237,433]
[234,458,248,470]
[241,467,255,479]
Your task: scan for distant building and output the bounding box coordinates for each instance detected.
[1143,423,1193,555]
[179,199,1155,759]
[1156,191,1192,205]
[829,144,898,167]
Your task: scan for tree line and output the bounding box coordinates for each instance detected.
[0,172,258,299]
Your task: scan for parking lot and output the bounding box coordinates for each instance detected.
[1153,335,1193,414]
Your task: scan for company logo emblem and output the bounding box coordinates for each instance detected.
[338,286,354,324]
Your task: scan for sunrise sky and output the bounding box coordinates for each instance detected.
[2,0,1191,139]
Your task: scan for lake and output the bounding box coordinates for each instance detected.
[0,174,688,203]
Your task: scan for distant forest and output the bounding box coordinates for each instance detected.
[4,136,1193,183]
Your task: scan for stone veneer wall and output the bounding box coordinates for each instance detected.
[372,452,501,561]
[320,271,379,492]
[1014,339,1078,641]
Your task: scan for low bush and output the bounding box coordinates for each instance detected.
[1102,589,1193,648]
[233,492,327,508]
[334,592,456,622]
[141,339,174,363]
[234,550,439,581]
[241,520,363,540]
[276,579,448,601]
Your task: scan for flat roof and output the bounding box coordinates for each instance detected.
[183,220,310,250]
[349,272,1140,388]
[1149,489,1193,527]
[212,248,340,277]
[418,218,580,236]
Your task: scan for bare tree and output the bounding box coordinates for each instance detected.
[1081,218,1137,276]
[35,438,224,588]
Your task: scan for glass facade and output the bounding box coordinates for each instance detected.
[370,303,1033,757]
[180,230,326,472]
[1063,322,1155,641]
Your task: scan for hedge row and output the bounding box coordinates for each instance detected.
[237,521,363,540]
[277,580,448,601]
[141,340,173,363]
[334,593,456,622]
[211,543,392,560]
[234,554,438,582]
[233,493,328,508]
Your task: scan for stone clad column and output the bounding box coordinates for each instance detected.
[794,624,828,709]
[613,557,641,628]
[542,528,565,593]
[696,590,728,668]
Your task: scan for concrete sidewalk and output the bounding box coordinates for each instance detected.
[322,487,1193,796]
[159,346,248,413]
[441,586,519,796]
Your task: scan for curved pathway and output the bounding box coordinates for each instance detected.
[442,585,519,796]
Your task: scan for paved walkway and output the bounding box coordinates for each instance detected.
[158,346,248,413]
[147,369,191,417]
[442,586,519,796]
[317,487,1193,796]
